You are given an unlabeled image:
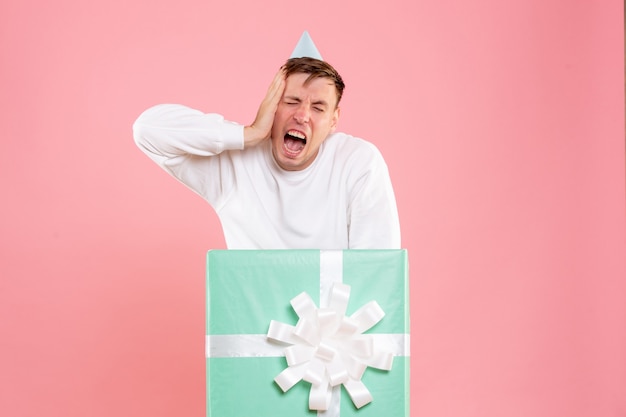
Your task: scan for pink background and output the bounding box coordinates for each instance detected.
[1,0,624,416]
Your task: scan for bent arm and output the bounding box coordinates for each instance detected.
[132,104,244,204]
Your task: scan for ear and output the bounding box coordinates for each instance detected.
[330,106,340,132]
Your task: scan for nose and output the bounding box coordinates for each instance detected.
[293,104,310,124]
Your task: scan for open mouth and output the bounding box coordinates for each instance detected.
[283,130,307,156]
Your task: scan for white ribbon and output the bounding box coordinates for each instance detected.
[206,333,408,358]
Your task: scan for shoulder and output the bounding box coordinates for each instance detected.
[322,132,387,167]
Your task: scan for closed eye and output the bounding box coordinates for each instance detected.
[284,95,301,105]
[312,100,329,113]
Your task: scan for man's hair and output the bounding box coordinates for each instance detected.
[283,57,345,106]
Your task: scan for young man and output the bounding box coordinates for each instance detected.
[133,37,400,249]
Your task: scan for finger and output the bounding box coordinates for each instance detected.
[266,69,286,100]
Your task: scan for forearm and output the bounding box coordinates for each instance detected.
[133,104,244,165]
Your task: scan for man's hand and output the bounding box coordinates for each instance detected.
[244,68,286,148]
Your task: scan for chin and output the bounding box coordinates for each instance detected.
[278,160,300,171]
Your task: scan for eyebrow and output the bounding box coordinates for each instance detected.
[284,95,329,107]
[312,100,329,107]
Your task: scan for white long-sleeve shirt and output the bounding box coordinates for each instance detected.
[133,104,401,249]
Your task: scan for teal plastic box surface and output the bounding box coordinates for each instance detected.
[206,250,410,417]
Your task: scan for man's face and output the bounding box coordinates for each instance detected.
[271,73,340,171]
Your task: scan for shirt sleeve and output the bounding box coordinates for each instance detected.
[346,143,402,249]
[132,103,244,205]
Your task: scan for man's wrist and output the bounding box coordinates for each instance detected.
[243,125,267,148]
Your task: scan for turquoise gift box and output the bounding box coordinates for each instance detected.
[206,250,410,417]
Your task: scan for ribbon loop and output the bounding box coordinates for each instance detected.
[274,362,308,392]
[291,292,317,319]
[294,317,321,346]
[351,301,385,333]
[285,344,315,366]
[309,379,332,411]
[328,282,350,316]
[267,320,297,344]
[343,379,373,409]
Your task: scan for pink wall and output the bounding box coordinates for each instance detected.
[1,1,624,416]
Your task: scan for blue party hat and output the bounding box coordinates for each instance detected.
[289,31,323,60]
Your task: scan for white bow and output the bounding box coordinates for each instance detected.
[267,282,394,411]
